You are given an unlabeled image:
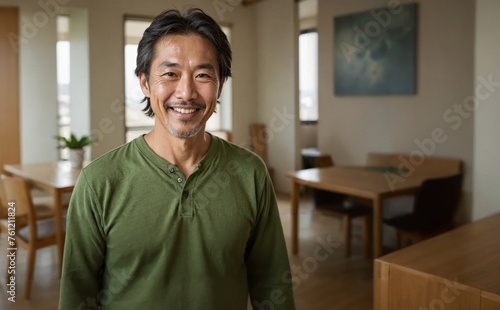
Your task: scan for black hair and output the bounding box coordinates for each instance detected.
[134,8,232,117]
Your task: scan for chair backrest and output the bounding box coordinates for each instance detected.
[1,175,36,234]
[0,175,8,217]
[413,173,463,228]
[365,152,463,177]
[314,155,334,168]
[250,123,269,165]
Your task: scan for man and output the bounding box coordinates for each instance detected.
[59,8,296,310]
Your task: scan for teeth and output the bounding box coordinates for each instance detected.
[173,108,196,114]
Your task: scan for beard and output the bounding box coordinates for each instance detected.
[163,100,206,139]
[166,121,204,139]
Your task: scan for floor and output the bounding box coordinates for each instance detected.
[0,192,374,310]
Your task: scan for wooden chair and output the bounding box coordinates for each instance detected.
[0,175,61,299]
[313,156,372,258]
[0,174,54,234]
[250,123,274,181]
[384,173,464,248]
[365,152,463,177]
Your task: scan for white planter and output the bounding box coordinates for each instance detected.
[69,149,85,168]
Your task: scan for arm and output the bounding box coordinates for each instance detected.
[245,171,296,310]
[59,171,106,309]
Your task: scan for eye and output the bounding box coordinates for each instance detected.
[197,73,210,79]
[165,72,176,77]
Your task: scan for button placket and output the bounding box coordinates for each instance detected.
[167,165,193,217]
[168,166,184,185]
[180,186,193,217]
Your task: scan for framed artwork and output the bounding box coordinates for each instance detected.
[334,3,417,95]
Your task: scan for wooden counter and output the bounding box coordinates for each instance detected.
[374,212,500,310]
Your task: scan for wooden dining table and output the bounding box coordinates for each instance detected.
[286,165,456,258]
[374,212,500,309]
[4,161,82,274]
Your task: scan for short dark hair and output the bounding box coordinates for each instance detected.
[135,8,232,117]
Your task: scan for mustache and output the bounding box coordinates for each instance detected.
[164,100,206,110]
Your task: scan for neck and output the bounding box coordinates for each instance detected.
[144,129,211,178]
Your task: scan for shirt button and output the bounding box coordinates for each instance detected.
[169,167,175,173]
[177,177,183,183]
[182,191,189,199]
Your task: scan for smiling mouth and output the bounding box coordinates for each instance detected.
[165,101,206,115]
[172,107,197,114]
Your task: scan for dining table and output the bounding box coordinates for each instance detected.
[286,165,457,258]
[4,161,82,274]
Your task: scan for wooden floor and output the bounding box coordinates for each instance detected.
[0,192,373,309]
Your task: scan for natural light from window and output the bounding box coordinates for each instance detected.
[57,15,70,160]
[299,31,318,122]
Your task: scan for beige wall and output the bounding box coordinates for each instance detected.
[317,0,476,222]
[473,0,500,220]
[255,0,298,192]
[2,1,61,163]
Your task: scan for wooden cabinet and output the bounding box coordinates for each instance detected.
[374,213,500,310]
[0,7,20,172]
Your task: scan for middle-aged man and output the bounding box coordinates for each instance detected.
[59,7,296,310]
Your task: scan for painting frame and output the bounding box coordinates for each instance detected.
[334,3,418,96]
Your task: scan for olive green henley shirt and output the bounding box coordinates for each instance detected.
[59,135,295,309]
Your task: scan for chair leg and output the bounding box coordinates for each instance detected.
[343,215,351,257]
[396,231,402,249]
[362,215,371,259]
[25,246,36,299]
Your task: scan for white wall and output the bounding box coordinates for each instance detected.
[68,7,90,154]
[255,0,298,193]
[0,1,61,163]
[473,0,500,220]
[317,0,476,222]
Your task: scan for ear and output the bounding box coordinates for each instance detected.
[217,80,225,99]
[139,72,150,97]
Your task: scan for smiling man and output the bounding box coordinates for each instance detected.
[59,8,296,310]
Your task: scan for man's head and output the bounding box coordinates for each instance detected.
[135,8,232,118]
[135,8,232,139]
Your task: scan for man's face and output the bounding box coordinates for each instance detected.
[139,34,223,139]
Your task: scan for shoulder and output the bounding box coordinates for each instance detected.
[80,137,142,182]
[212,136,268,172]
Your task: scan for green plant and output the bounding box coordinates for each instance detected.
[55,133,95,149]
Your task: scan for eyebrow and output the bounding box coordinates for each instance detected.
[157,61,216,73]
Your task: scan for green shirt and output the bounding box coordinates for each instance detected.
[59,135,295,310]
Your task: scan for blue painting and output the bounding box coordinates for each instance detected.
[334,4,417,95]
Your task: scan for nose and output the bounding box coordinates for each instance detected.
[175,75,197,102]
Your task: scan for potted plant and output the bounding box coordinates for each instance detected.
[55,133,95,168]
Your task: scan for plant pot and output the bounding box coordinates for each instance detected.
[69,149,85,168]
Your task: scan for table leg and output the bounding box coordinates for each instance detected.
[373,196,383,258]
[290,181,300,255]
[52,189,65,276]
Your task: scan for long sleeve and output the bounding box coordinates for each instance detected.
[59,171,106,309]
[245,172,296,310]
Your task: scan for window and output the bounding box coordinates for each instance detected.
[57,15,71,160]
[124,19,154,142]
[124,19,232,142]
[299,30,318,122]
